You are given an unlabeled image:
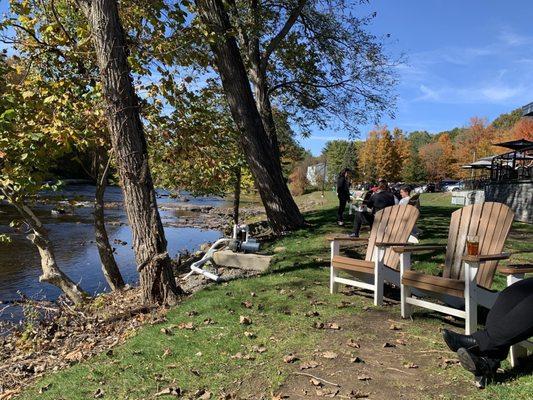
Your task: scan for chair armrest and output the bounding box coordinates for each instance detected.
[327,236,368,243]
[498,264,533,275]
[375,242,412,247]
[392,245,446,254]
[462,253,510,263]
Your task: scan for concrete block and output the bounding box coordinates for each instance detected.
[213,250,272,272]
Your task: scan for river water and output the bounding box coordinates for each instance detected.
[0,185,225,322]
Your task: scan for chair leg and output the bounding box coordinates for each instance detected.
[330,241,340,294]
[330,266,339,294]
[374,247,384,306]
[399,253,412,318]
[464,261,479,335]
[510,343,528,367]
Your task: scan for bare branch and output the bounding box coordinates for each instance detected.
[260,0,307,71]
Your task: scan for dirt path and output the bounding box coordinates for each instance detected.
[275,295,475,400]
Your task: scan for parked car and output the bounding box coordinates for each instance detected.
[437,180,458,192]
[446,181,465,192]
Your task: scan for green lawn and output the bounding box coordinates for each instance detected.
[17,192,533,399]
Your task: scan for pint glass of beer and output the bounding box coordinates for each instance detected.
[466,235,479,256]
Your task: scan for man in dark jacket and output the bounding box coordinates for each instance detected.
[336,168,351,226]
[350,179,396,237]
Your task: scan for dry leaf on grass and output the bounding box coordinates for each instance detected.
[350,356,364,363]
[316,387,339,397]
[357,374,372,381]
[283,354,299,363]
[299,360,320,370]
[322,351,338,359]
[241,301,253,309]
[310,378,323,387]
[239,316,252,325]
[404,362,419,369]
[305,311,320,317]
[346,339,360,348]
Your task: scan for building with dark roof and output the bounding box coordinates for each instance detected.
[522,102,533,117]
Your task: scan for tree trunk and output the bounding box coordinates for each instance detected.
[251,68,283,169]
[94,151,125,290]
[5,195,88,304]
[78,0,183,304]
[233,166,241,225]
[195,0,305,233]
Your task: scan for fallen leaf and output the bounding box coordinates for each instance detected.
[187,310,198,316]
[244,331,256,339]
[395,339,407,346]
[93,388,105,399]
[404,362,419,369]
[299,360,320,370]
[178,322,195,330]
[239,316,252,325]
[310,378,323,387]
[382,342,396,348]
[162,348,172,357]
[38,383,52,394]
[203,318,215,325]
[316,387,339,397]
[241,301,253,309]
[348,389,370,398]
[350,356,364,363]
[283,354,299,363]
[313,322,325,329]
[357,374,372,381]
[252,345,267,353]
[389,324,401,331]
[346,339,360,348]
[325,323,341,330]
[322,351,338,359]
[160,327,173,335]
[305,311,320,317]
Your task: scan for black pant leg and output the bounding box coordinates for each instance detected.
[353,211,373,236]
[472,278,533,359]
[337,197,347,222]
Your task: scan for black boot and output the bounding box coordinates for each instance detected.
[457,347,500,389]
[442,329,479,353]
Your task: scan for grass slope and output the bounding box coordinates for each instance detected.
[17,192,532,399]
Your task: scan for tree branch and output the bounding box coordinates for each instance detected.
[260,0,307,71]
[268,78,352,95]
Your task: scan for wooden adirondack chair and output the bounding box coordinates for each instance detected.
[393,202,531,336]
[329,204,420,306]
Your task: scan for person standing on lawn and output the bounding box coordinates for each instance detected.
[336,168,351,226]
[350,178,395,237]
[442,277,533,388]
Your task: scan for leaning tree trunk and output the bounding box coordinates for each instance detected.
[78,0,183,304]
[6,197,88,304]
[232,166,241,225]
[94,151,125,290]
[250,68,282,169]
[195,0,305,233]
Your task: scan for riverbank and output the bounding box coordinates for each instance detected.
[2,192,532,399]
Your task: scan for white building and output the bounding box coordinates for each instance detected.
[306,163,327,186]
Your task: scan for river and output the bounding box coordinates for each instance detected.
[0,184,226,322]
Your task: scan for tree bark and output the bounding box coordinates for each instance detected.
[78,0,183,304]
[195,0,305,233]
[232,166,241,225]
[94,151,125,290]
[1,191,88,304]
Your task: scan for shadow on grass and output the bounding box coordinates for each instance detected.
[496,354,533,383]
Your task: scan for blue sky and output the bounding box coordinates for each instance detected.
[301,0,533,155]
[2,0,532,156]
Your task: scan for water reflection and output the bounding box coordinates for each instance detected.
[0,185,225,321]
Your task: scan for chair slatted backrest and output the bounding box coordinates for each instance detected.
[443,202,514,289]
[365,205,420,270]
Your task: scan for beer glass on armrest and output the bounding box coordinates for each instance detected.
[466,235,479,256]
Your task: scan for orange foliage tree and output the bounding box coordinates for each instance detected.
[419,133,457,180]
